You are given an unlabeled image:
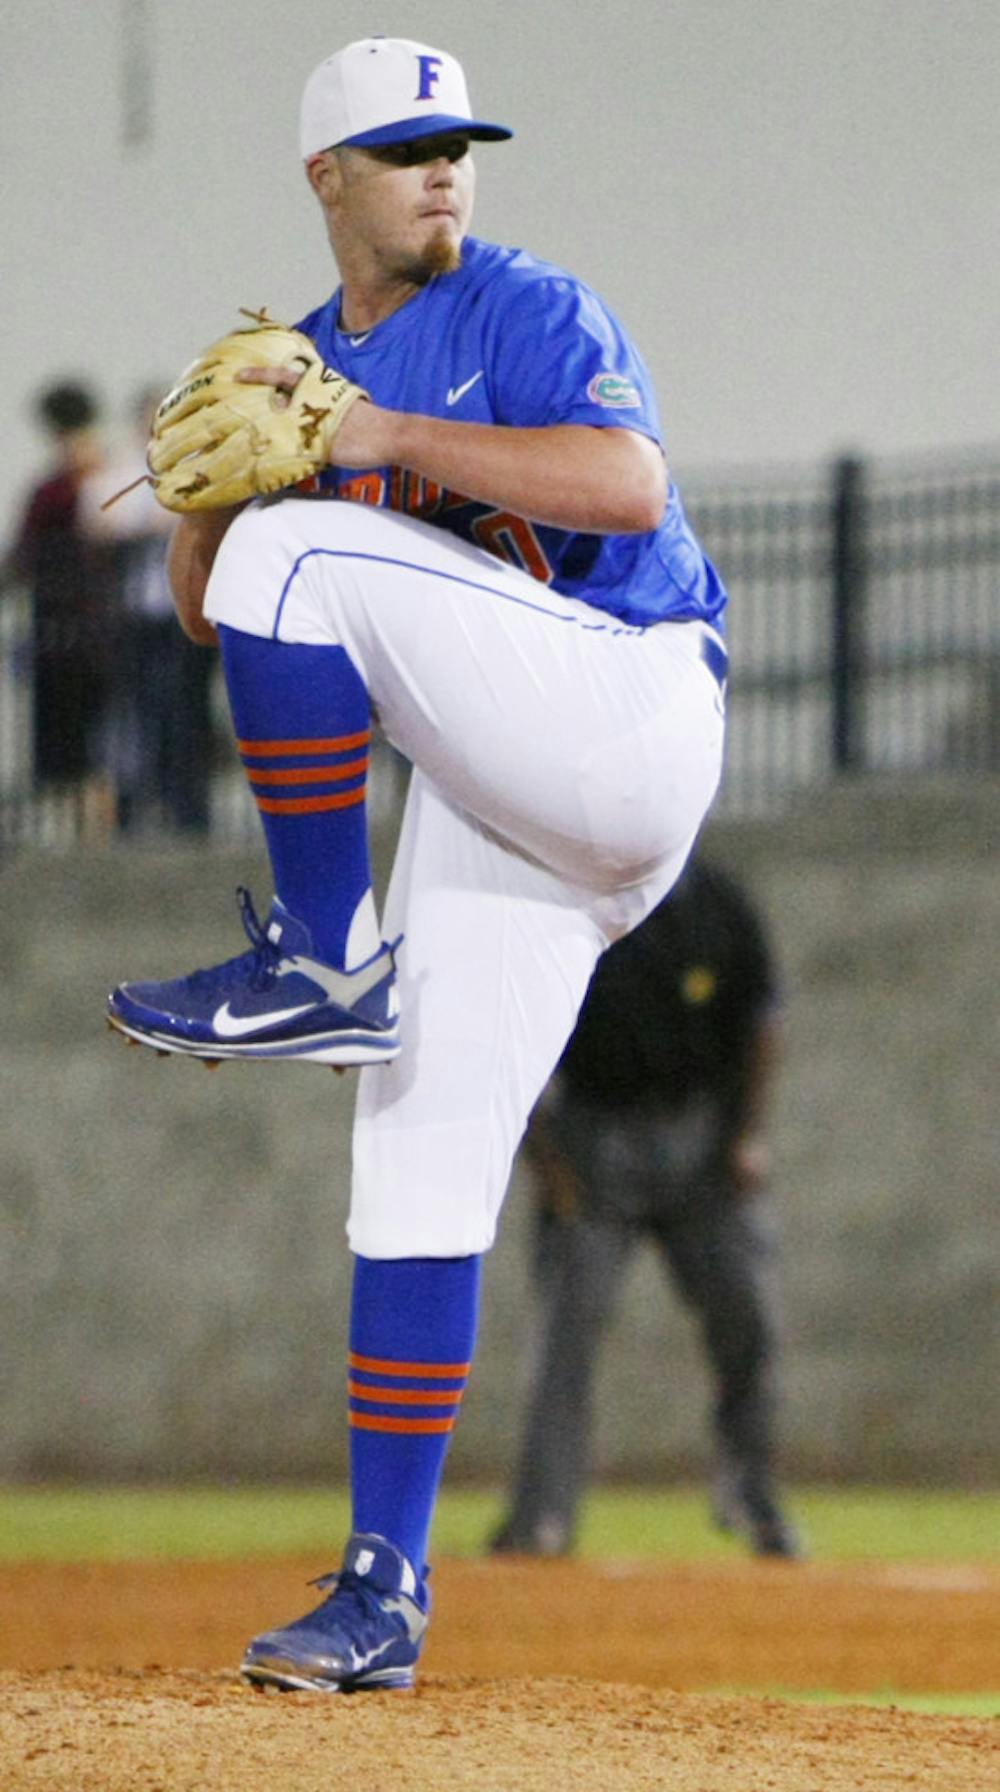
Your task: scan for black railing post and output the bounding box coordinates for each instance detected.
[831,454,869,773]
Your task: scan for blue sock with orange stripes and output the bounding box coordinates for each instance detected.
[218,627,376,967]
[348,1254,482,1577]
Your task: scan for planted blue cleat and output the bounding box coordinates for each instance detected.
[241,1533,429,1693]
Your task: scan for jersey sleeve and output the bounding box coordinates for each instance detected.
[485,272,663,439]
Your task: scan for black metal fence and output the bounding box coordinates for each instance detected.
[683,445,1000,814]
[2,444,998,849]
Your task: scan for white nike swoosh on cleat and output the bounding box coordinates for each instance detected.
[346,1637,397,1674]
[211,951,393,1038]
[212,1002,317,1038]
[445,370,484,406]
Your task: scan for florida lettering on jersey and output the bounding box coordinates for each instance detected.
[335,469,555,586]
[297,238,727,630]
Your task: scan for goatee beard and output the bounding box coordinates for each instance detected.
[407,232,463,286]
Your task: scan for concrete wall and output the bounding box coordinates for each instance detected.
[2,775,997,1486]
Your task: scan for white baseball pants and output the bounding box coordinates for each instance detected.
[204,498,725,1256]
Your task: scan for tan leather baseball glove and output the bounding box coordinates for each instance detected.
[147,312,367,512]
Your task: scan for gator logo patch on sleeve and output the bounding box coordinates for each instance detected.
[586,372,642,408]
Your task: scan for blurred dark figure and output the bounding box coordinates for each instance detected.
[491,857,802,1560]
[6,381,112,829]
[81,389,215,834]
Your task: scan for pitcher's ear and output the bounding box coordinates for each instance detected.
[305,149,342,202]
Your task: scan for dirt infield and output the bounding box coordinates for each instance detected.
[2,1556,998,1789]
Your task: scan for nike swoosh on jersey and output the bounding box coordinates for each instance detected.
[446,370,484,407]
[213,1001,316,1038]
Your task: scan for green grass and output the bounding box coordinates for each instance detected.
[574,1486,1000,1563]
[716,1689,999,1718]
[1,1483,997,1565]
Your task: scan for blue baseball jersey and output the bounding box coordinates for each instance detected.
[297,237,726,630]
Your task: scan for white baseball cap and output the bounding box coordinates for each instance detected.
[300,36,513,158]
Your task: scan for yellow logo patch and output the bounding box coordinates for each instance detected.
[681,965,716,1005]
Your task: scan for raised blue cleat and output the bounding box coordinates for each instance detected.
[241,1533,429,1693]
[107,887,401,1065]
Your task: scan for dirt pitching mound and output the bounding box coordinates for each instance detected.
[1,1556,997,1790]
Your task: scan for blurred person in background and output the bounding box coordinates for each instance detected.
[3,380,113,836]
[490,856,802,1560]
[81,389,215,835]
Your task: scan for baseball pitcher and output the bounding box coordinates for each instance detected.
[106,37,729,1692]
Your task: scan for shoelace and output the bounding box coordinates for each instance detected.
[306,1570,405,1646]
[187,887,283,995]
